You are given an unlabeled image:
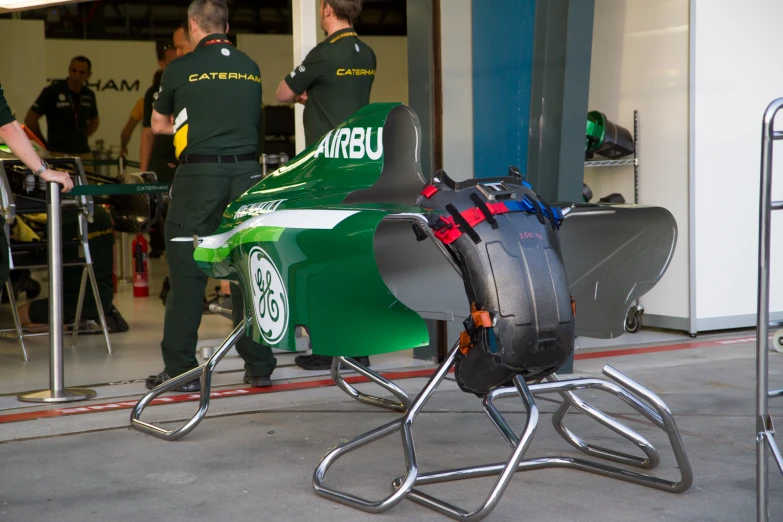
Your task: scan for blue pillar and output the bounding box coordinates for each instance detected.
[472,0,537,179]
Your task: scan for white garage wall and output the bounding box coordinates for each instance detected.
[440,0,474,181]
[0,20,47,126]
[692,0,783,327]
[585,0,691,326]
[236,34,408,109]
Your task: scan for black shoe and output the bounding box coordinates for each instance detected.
[243,372,272,387]
[294,354,334,370]
[104,305,129,333]
[24,278,41,300]
[145,370,200,392]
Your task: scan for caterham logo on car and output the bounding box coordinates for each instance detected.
[248,246,289,345]
[234,199,285,219]
[314,127,383,160]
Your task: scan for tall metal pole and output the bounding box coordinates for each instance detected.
[756,98,783,522]
[49,180,64,393]
[18,181,96,403]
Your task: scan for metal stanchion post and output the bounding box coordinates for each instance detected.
[755,98,783,522]
[18,182,96,403]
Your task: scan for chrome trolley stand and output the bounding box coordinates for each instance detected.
[756,98,783,522]
[130,317,411,440]
[312,342,692,521]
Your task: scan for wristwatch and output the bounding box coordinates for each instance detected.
[33,159,48,177]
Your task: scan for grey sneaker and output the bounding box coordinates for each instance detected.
[243,373,272,388]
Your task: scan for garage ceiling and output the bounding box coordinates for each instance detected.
[0,0,407,39]
[0,0,89,14]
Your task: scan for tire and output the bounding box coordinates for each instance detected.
[773,330,783,354]
[625,311,641,333]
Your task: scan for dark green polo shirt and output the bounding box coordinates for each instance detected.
[284,28,376,147]
[0,83,14,127]
[153,33,262,162]
[30,80,98,153]
[142,76,177,180]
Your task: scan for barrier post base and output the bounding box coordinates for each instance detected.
[18,388,96,403]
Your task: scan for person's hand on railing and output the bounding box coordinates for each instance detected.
[40,169,73,193]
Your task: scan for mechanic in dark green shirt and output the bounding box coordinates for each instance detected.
[141,46,179,181]
[276,0,374,370]
[142,43,180,258]
[24,57,99,158]
[0,82,73,294]
[146,0,276,392]
[276,0,376,148]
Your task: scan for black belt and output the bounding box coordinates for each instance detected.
[179,152,257,165]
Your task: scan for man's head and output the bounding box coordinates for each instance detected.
[319,0,362,33]
[187,0,229,44]
[67,56,91,91]
[156,43,178,69]
[173,21,194,56]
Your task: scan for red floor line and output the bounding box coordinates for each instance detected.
[0,368,444,425]
[0,333,759,426]
[573,337,752,360]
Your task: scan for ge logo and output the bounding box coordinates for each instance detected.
[248,246,288,345]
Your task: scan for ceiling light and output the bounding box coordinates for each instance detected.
[0,0,91,13]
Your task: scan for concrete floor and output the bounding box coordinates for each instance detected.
[0,339,782,521]
[2,236,782,521]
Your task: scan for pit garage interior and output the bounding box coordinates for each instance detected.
[0,0,782,521]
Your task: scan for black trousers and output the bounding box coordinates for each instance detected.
[160,161,276,378]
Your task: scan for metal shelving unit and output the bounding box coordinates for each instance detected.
[584,109,640,204]
[584,110,643,333]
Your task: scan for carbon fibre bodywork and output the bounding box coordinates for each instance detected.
[191,102,677,360]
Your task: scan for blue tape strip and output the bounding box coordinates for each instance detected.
[502,199,563,226]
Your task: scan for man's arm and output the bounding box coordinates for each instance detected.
[152,67,176,136]
[277,52,325,104]
[25,87,51,145]
[23,109,45,145]
[119,116,138,157]
[276,80,298,104]
[0,120,73,192]
[87,116,99,137]
[151,110,174,135]
[87,94,99,136]
[139,127,155,170]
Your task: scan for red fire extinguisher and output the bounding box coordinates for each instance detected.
[132,233,149,297]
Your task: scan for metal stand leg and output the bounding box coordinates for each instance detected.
[547,373,659,469]
[87,264,112,354]
[314,344,692,521]
[5,279,29,362]
[70,266,88,347]
[18,182,95,403]
[130,320,246,440]
[313,341,461,514]
[331,356,412,412]
[399,376,540,521]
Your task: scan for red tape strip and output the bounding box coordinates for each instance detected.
[420,185,438,198]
